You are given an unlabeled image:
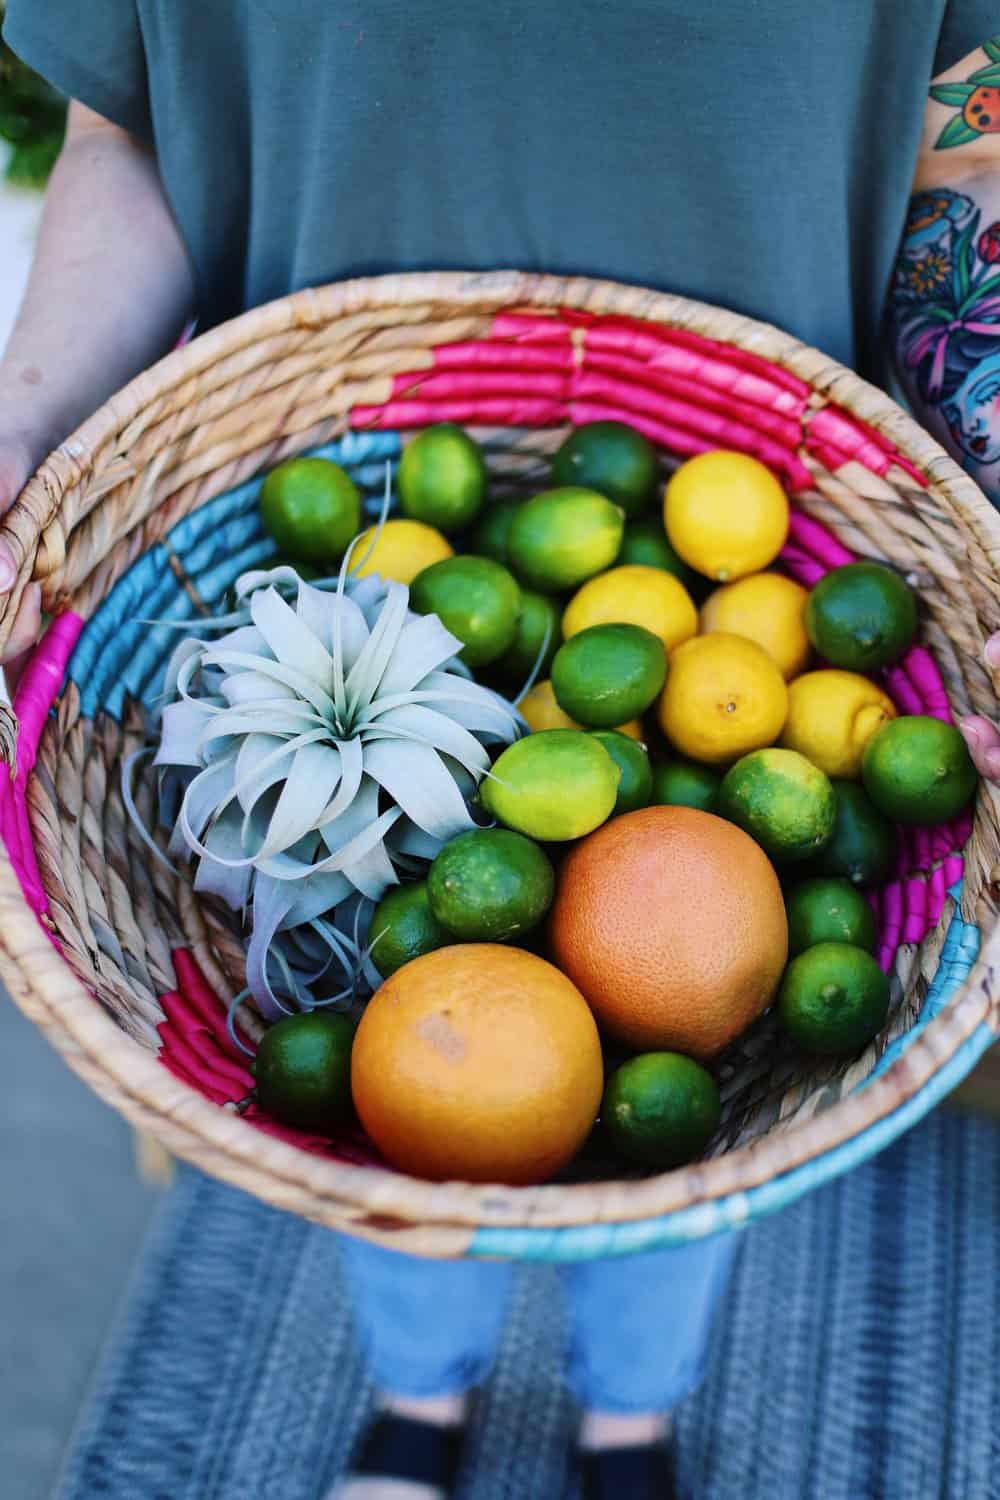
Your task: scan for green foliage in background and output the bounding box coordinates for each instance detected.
[0,3,67,188]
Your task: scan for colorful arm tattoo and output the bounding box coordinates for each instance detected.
[889,178,1000,503]
[930,38,1000,149]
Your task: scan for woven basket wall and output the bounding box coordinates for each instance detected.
[1,270,999,1261]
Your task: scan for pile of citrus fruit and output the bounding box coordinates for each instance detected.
[245,420,978,1186]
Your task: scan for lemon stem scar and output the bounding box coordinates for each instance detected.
[819,983,844,1006]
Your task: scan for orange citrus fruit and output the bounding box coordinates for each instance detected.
[351,945,603,1184]
[549,805,788,1056]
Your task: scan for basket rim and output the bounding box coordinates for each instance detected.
[3,268,1000,1237]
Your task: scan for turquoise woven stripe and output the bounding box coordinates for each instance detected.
[471,900,990,1261]
[68,431,403,720]
[865,885,980,1083]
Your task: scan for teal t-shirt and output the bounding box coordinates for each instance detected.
[5,2,997,382]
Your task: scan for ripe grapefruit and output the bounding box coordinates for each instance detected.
[351,945,603,1184]
[548,806,788,1056]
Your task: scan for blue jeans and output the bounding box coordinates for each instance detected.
[339,1233,738,1414]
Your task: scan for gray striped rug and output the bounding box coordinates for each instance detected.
[57,1108,1000,1500]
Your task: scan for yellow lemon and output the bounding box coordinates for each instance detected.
[665,451,789,582]
[781,670,897,779]
[658,633,788,766]
[700,573,811,680]
[562,565,698,651]
[350,519,453,585]
[519,680,642,740]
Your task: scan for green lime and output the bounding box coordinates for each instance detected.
[507,487,625,593]
[369,881,449,979]
[474,499,522,563]
[551,421,659,517]
[270,555,322,581]
[862,715,977,826]
[428,828,554,941]
[482,729,620,841]
[803,781,897,885]
[397,424,487,534]
[260,457,363,564]
[496,589,563,685]
[410,555,521,669]
[784,877,876,956]
[618,518,705,595]
[602,1052,721,1168]
[778,942,890,1055]
[719,748,836,863]
[590,730,653,815]
[252,1011,355,1132]
[551,623,667,727]
[651,757,722,814]
[805,562,918,673]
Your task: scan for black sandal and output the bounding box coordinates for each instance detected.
[350,1413,464,1493]
[579,1440,678,1500]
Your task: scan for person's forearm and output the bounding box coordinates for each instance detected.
[888,160,1000,503]
[0,105,195,471]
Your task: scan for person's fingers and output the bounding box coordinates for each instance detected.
[0,543,17,594]
[958,715,1000,781]
[985,633,1000,672]
[0,440,33,594]
[1,585,42,665]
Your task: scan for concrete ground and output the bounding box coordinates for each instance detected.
[0,996,158,1500]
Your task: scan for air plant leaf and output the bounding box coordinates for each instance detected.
[133,555,520,1012]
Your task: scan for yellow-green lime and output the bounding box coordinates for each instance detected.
[427,828,554,942]
[602,1052,721,1168]
[482,730,620,841]
[369,881,449,980]
[778,942,889,1055]
[784,877,877,956]
[474,499,522,563]
[803,781,896,885]
[551,623,666,728]
[719,748,836,863]
[618,518,705,596]
[507,487,625,592]
[259,457,362,563]
[862,715,977,826]
[590,730,653,815]
[252,1011,355,1132]
[410,555,521,669]
[398,424,487,534]
[651,757,722,814]
[497,590,563,684]
[551,421,658,517]
[805,562,918,672]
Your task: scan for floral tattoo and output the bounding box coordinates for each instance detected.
[930,37,1000,148]
[890,187,1000,476]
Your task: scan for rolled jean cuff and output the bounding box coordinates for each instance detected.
[566,1351,709,1414]
[369,1354,496,1401]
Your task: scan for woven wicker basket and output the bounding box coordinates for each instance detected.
[1,270,999,1260]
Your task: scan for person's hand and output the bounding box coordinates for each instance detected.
[0,438,43,667]
[960,635,1000,782]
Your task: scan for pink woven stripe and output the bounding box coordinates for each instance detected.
[432,339,575,374]
[557,310,815,400]
[583,327,809,414]
[785,510,856,569]
[584,352,804,445]
[807,407,929,489]
[158,949,380,1164]
[0,612,84,924]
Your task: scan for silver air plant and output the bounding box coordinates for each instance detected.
[131,497,522,1026]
